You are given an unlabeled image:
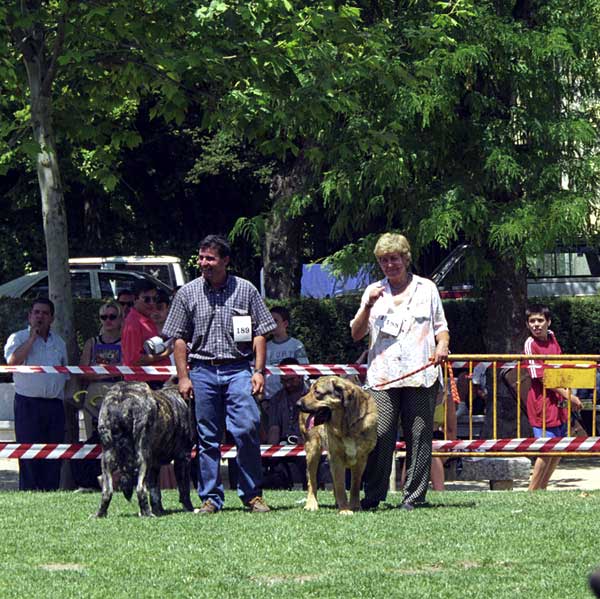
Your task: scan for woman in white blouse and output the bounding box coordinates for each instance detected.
[351,233,450,510]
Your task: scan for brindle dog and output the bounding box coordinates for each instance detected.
[298,376,378,515]
[95,381,194,517]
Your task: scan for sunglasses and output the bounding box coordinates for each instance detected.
[119,301,134,308]
[100,314,118,321]
[141,296,158,304]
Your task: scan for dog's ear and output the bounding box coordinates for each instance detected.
[340,380,369,428]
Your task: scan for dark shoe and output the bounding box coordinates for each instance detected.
[360,498,380,511]
[247,496,271,513]
[398,502,415,511]
[194,500,218,515]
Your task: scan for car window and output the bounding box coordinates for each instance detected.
[527,249,600,278]
[114,263,173,287]
[23,272,92,299]
[98,272,140,298]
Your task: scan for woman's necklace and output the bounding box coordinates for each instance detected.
[389,273,412,295]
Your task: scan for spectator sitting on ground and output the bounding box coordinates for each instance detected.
[265,306,308,400]
[116,289,135,318]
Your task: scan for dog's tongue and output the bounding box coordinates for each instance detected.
[306,414,316,431]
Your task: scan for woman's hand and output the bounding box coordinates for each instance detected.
[365,284,385,309]
[433,332,450,365]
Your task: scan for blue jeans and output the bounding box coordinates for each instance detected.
[189,362,263,509]
[533,423,567,438]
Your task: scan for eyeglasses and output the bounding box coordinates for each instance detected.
[119,301,134,308]
[100,314,118,321]
[141,296,158,304]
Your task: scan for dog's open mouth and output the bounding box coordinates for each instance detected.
[306,408,332,430]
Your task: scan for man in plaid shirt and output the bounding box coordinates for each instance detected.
[163,235,276,514]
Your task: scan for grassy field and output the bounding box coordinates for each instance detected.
[1,488,599,599]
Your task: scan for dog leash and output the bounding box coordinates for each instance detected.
[372,358,461,404]
[372,359,437,389]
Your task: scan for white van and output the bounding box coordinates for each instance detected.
[68,255,187,289]
[432,244,600,298]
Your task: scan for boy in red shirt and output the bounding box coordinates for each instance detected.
[524,304,582,490]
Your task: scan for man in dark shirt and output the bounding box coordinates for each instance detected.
[163,235,276,514]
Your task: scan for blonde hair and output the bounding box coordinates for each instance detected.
[99,300,122,319]
[373,233,412,264]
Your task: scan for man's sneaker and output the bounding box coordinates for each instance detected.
[194,500,218,515]
[247,496,271,513]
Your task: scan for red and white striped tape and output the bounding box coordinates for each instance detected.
[2,437,600,459]
[1,360,598,376]
[0,364,367,376]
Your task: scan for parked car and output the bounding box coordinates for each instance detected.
[431,244,600,299]
[0,269,172,300]
[68,255,187,289]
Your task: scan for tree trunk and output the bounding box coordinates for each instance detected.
[263,160,308,299]
[482,250,528,353]
[23,26,76,361]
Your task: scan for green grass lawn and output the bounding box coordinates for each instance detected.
[1,488,599,599]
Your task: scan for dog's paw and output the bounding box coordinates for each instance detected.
[338,509,354,516]
[304,498,319,512]
[138,511,157,518]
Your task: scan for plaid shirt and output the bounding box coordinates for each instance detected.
[162,274,276,362]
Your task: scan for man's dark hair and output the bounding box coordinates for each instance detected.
[117,289,134,300]
[278,357,299,366]
[525,304,551,321]
[31,297,55,316]
[270,306,290,324]
[132,279,157,298]
[156,289,171,306]
[199,234,231,258]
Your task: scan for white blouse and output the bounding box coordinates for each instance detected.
[351,275,449,390]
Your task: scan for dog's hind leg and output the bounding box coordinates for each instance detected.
[135,458,153,517]
[304,434,321,512]
[95,451,115,518]
[174,457,194,512]
[147,466,164,516]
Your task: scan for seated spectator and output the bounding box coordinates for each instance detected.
[78,300,123,439]
[265,306,308,400]
[263,358,308,489]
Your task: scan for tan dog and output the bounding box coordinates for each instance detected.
[298,376,377,515]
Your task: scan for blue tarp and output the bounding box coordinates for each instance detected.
[300,264,375,298]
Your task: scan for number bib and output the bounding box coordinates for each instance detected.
[232,315,252,342]
[381,314,403,337]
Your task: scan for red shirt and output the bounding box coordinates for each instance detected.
[524,331,568,428]
[121,308,170,382]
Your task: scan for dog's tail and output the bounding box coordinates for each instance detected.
[119,472,135,502]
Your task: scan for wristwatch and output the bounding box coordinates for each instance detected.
[253,368,266,375]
